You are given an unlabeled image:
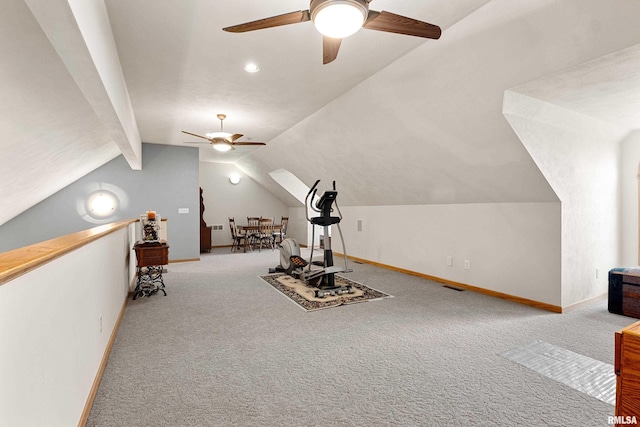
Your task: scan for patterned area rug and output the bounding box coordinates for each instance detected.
[259,273,392,311]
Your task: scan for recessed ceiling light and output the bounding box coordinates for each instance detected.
[244,62,260,73]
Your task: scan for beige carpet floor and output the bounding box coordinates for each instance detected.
[86,247,633,426]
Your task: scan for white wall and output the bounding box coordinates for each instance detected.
[333,203,561,306]
[504,92,625,307]
[199,162,289,246]
[621,130,640,266]
[0,224,134,426]
[278,197,562,306]
[285,206,310,247]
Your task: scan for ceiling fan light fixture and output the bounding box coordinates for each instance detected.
[182,113,265,151]
[311,0,367,39]
[213,142,233,152]
[205,131,232,139]
[207,114,232,139]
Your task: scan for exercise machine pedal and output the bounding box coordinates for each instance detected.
[290,255,308,267]
[315,289,335,298]
[335,286,354,295]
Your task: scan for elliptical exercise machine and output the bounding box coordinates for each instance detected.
[271,180,353,298]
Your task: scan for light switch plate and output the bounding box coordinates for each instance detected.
[178,208,189,214]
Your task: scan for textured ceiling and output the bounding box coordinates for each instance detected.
[509,43,640,131]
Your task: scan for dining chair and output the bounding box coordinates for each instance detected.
[228,217,248,252]
[273,216,288,244]
[256,217,275,251]
[246,216,260,247]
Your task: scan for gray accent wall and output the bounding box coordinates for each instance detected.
[0,143,199,261]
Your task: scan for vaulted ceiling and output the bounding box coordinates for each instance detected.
[2,0,640,225]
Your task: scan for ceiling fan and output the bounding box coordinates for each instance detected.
[182,114,266,152]
[223,0,441,64]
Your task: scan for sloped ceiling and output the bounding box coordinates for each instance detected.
[233,0,640,207]
[0,0,115,226]
[0,0,141,226]
[508,44,640,132]
[2,0,640,226]
[103,0,490,165]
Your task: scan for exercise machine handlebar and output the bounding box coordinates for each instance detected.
[305,179,343,222]
[305,180,321,221]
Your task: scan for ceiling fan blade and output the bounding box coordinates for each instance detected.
[226,134,244,142]
[223,10,310,33]
[323,36,342,64]
[181,131,211,141]
[364,10,441,39]
[232,142,267,146]
[183,141,211,144]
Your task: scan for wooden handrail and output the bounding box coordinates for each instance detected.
[0,219,136,286]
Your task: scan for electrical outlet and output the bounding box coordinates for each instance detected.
[596,268,599,279]
[464,260,471,270]
[446,256,453,267]
[357,219,363,232]
[99,315,102,333]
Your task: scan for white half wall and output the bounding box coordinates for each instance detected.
[0,224,134,426]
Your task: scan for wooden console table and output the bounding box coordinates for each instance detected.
[133,242,169,300]
[615,320,640,418]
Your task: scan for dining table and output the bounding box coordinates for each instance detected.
[236,223,282,251]
[237,224,282,232]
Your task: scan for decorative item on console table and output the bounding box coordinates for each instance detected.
[200,187,212,253]
[140,210,161,242]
